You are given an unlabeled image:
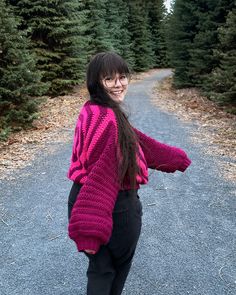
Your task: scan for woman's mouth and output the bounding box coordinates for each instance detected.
[105,86,128,103]
[111,90,123,95]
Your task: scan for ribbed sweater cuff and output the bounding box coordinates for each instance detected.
[179,157,192,172]
[74,237,101,253]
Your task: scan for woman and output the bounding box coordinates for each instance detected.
[67,52,191,295]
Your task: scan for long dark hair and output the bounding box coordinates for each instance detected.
[86,52,139,188]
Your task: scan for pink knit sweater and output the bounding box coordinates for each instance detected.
[68,101,191,252]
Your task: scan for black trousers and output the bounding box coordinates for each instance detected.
[68,182,143,295]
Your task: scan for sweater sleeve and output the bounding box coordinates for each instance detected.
[133,128,191,173]
[68,111,120,253]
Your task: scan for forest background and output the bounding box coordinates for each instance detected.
[0,0,235,140]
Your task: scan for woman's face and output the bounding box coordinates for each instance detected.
[101,73,129,103]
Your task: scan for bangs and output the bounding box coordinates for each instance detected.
[99,52,130,78]
[86,51,131,99]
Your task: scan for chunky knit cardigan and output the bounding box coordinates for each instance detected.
[68,101,191,253]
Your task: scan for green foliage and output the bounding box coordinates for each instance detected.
[166,0,198,87]
[0,126,12,141]
[8,0,169,84]
[105,0,135,69]
[128,0,155,71]
[76,0,166,72]
[9,0,88,95]
[206,8,236,105]
[0,0,45,137]
[146,0,168,67]
[78,0,113,58]
[161,12,173,67]
[189,0,234,88]
[166,0,235,107]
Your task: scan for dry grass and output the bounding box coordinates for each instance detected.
[131,69,161,82]
[0,86,87,180]
[151,76,236,183]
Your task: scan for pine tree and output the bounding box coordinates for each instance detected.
[189,0,234,88]
[0,0,45,139]
[79,0,113,58]
[166,0,198,87]
[146,0,167,67]
[127,0,155,71]
[105,0,135,69]
[9,0,88,95]
[161,12,172,67]
[104,0,121,52]
[207,8,236,105]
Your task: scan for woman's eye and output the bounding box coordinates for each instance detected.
[105,77,113,81]
[120,75,127,80]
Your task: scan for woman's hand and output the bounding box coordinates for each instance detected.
[84,249,96,255]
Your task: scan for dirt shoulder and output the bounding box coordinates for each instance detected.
[151,76,236,183]
[0,86,87,180]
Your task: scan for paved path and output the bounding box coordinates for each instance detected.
[0,70,235,295]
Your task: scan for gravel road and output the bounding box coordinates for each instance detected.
[0,69,235,295]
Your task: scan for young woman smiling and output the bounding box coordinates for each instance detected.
[67,52,191,295]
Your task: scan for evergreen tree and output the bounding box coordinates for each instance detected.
[79,0,113,58]
[161,11,172,67]
[146,0,167,67]
[189,0,234,88]
[207,8,236,105]
[0,0,45,139]
[166,0,198,87]
[105,0,135,69]
[9,0,88,95]
[127,0,155,71]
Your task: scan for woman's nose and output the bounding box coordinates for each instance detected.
[114,78,122,87]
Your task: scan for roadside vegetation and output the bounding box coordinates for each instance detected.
[0,0,235,181]
[152,75,236,182]
[1,0,235,141]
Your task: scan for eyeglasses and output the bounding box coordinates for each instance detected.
[103,74,129,88]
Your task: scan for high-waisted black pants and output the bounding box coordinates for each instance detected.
[68,182,143,295]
